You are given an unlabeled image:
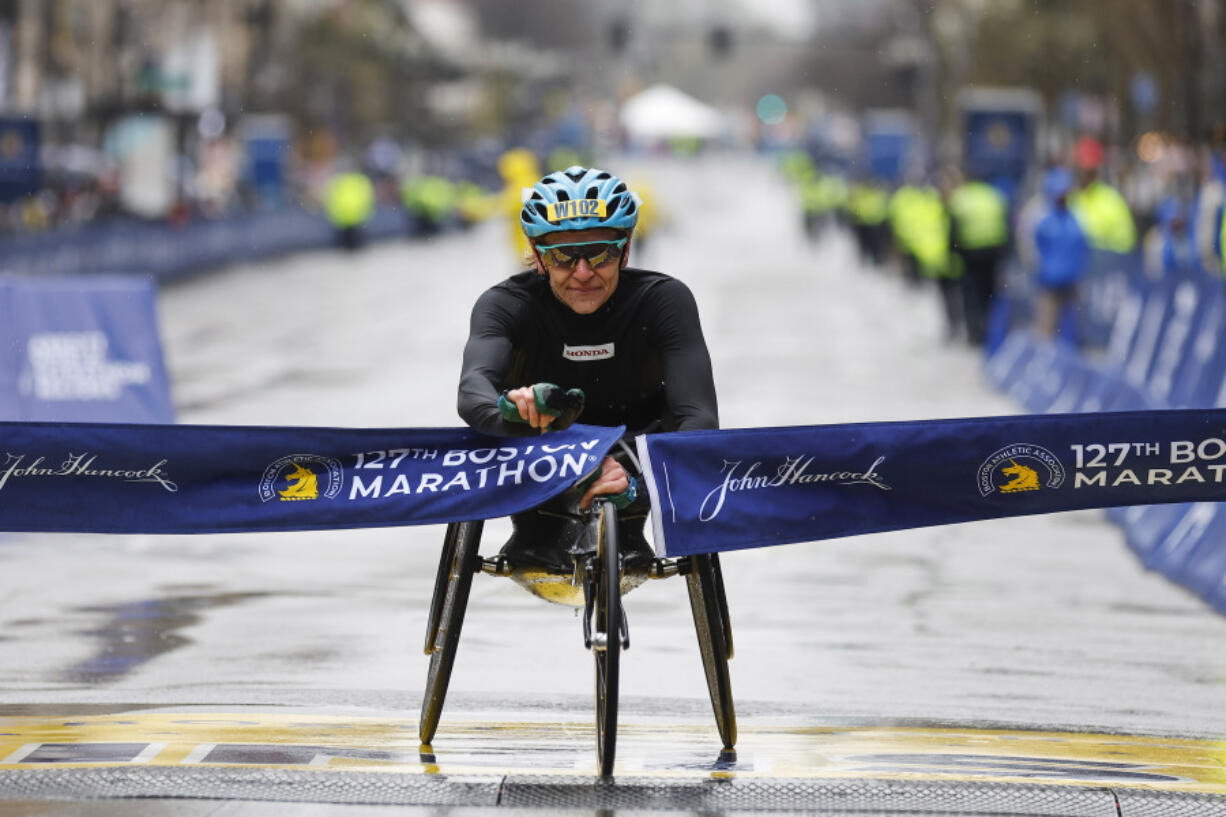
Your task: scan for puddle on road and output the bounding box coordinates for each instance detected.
[63,591,268,684]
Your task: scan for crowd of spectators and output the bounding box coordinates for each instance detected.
[786,128,1226,350]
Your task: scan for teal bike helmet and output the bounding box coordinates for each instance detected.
[519,165,640,239]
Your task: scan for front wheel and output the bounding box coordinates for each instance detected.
[591,502,621,778]
[419,520,483,745]
[687,553,736,750]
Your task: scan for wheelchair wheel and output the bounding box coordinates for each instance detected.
[687,553,736,750]
[419,519,483,745]
[423,522,460,656]
[592,502,621,778]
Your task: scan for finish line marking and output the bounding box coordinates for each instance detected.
[0,744,39,765]
[0,713,1224,794]
[131,742,167,764]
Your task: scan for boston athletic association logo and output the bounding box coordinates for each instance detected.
[977,444,1065,497]
[258,455,344,503]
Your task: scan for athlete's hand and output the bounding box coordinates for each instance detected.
[499,383,585,431]
[579,455,636,510]
[500,385,550,429]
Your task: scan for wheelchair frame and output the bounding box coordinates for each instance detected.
[418,497,735,779]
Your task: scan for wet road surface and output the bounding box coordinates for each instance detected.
[1,155,1225,812]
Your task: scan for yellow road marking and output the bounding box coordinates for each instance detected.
[0,713,1223,794]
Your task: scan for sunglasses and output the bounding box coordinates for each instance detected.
[535,238,628,270]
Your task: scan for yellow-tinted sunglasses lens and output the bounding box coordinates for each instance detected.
[538,239,626,269]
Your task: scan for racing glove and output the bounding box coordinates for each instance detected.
[498,383,586,431]
[606,475,638,510]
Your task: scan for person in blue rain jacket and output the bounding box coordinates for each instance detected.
[1033,168,1090,339]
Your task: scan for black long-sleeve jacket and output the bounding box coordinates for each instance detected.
[458,268,718,438]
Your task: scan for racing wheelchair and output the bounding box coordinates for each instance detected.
[418,442,736,778]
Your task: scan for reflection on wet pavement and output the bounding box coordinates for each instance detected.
[65,592,266,683]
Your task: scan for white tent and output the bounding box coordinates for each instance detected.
[619,84,724,140]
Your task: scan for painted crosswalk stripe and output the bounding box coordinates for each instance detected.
[183,743,216,764]
[0,744,39,765]
[132,742,168,764]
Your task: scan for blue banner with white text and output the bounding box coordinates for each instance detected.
[0,275,174,424]
[0,422,622,534]
[636,409,1226,558]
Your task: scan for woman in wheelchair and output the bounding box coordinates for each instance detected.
[457,165,719,594]
[437,167,731,773]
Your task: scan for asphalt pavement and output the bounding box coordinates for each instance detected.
[1,154,1225,813]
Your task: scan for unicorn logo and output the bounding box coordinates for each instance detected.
[278,462,319,501]
[258,454,344,503]
[977,444,1065,497]
[999,459,1040,493]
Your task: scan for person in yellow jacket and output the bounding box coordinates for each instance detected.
[947,170,1010,344]
[497,147,542,266]
[847,177,890,266]
[454,180,498,229]
[922,176,964,340]
[1069,165,1136,254]
[887,180,941,288]
[779,149,817,186]
[800,170,848,240]
[401,174,456,236]
[325,170,375,251]
[888,179,932,285]
[892,173,963,338]
[624,173,665,262]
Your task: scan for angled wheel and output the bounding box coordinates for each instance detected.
[419,519,483,745]
[687,553,736,750]
[424,522,460,656]
[592,502,621,778]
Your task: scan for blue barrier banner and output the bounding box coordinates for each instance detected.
[1176,507,1226,610]
[0,207,407,281]
[1149,277,1215,404]
[1171,285,1226,408]
[1123,502,1191,562]
[637,410,1226,557]
[986,333,1157,415]
[0,275,174,423]
[0,422,623,534]
[1081,250,1136,349]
